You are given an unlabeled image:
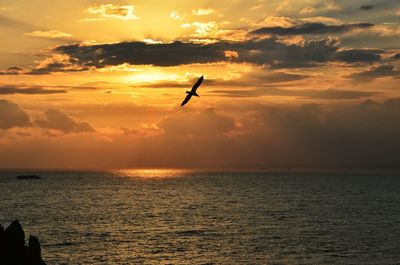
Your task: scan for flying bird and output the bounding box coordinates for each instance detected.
[181,76,203,107]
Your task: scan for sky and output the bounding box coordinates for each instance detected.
[0,0,400,170]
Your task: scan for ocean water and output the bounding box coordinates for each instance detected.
[0,170,399,265]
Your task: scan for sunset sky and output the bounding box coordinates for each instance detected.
[0,0,400,169]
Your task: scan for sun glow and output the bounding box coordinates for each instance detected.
[124,72,179,84]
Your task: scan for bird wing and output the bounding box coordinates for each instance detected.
[181,94,192,106]
[191,76,203,93]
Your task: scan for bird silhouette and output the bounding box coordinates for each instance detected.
[181,76,203,107]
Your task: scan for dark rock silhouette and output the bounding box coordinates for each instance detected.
[0,220,46,265]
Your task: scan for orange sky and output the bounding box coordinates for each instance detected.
[0,0,400,169]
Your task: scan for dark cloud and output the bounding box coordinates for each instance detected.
[49,37,338,69]
[27,62,89,75]
[210,88,378,99]
[234,37,338,67]
[0,84,66,95]
[0,66,25,75]
[250,23,373,36]
[27,34,389,73]
[44,84,99,90]
[348,65,400,80]
[334,49,383,63]
[240,37,340,65]
[158,108,236,135]
[243,99,400,168]
[392,53,400,60]
[35,109,96,133]
[0,100,31,129]
[54,41,227,67]
[360,5,374,10]
[7,66,24,71]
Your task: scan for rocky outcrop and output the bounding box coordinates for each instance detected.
[0,220,46,265]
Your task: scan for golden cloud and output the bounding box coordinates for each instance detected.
[85,4,138,21]
[256,16,297,28]
[371,24,400,37]
[25,30,72,39]
[170,11,185,20]
[192,8,216,16]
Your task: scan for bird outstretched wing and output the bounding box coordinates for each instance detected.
[181,94,192,106]
[191,76,203,93]
[180,75,203,107]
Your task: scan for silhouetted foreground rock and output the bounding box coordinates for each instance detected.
[0,220,47,265]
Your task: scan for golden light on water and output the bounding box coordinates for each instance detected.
[114,169,192,178]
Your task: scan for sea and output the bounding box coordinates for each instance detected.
[1,170,399,265]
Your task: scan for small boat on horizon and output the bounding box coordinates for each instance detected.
[16,175,42,180]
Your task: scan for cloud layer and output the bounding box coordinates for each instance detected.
[35,109,96,133]
[25,30,72,39]
[0,84,66,94]
[158,108,236,135]
[242,99,400,168]
[348,65,400,80]
[0,100,95,134]
[210,88,378,99]
[2,97,400,169]
[0,100,31,129]
[28,35,389,73]
[84,4,138,21]
[250,22,373,35]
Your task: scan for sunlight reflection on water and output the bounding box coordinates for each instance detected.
[114,168,192,178]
